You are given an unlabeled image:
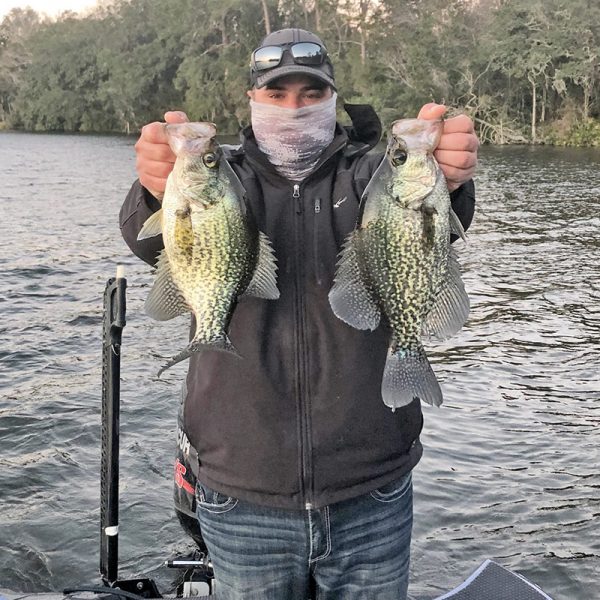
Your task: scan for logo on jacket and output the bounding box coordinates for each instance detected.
[174,459,195,494]
[334,196,348,208]
[177,425,191,456]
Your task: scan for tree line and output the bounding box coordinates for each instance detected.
[0,0,598,144]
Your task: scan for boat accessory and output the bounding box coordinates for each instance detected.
[98,267,213,597]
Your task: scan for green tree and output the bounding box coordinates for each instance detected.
[0,8,41,123]
[2,0,599,142]
[174,0,284,130]
[552,0,600,121]
[10,13,119,131]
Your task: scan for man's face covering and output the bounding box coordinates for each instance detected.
[250,93,337,181]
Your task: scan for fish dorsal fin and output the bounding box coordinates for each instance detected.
[137,209,163,241]
[328,232,381,331]
[145,250,190,321]
[242,231,280,300]
[422,248,469,340]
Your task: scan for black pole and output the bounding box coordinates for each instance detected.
[100,267,127,585]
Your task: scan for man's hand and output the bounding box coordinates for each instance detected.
[418,103,478,192]
[135,110,189,201]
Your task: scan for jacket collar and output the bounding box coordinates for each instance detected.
[341,103,382,156]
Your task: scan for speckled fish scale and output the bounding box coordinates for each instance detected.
[329,118,469,410]
[138,122,279,376]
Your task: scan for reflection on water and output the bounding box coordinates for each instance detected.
[0,135,598,598]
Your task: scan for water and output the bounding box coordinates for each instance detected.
[1,133,598,598]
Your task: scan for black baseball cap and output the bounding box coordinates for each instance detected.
[250,28,336,90]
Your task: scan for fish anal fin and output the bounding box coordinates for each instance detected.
[328,233,381,331]
[423,249,469,340]
[145,251,190,321]
[242,231,280,300]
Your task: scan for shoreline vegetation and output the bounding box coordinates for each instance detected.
[1,0,599,146]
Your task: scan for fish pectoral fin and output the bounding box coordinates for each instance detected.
[145,250,190,321]
[220,157,249,217]
[137,209,163,241]
[423,249,469,340]
[359,157,393,227]
[242,232,280,300]
[449,208,467,242]
[421,204,437,216]
[328,233,381,331]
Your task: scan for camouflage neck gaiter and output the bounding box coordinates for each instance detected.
[250,93,337,182]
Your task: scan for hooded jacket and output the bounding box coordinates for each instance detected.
[120,104,475,510]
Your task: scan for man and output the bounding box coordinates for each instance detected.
[120,28,477,600]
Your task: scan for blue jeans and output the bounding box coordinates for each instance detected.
[195,473,413,600]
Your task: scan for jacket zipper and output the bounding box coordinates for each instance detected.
[314,198,322,286]
[292,183,313,510]
[293,183,302,214]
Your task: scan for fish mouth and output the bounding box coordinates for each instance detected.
[166,122,218,156]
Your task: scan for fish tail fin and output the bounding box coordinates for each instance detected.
[157,334,238,377]
[382,345,443,410]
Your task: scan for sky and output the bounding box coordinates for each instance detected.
[0,0,102,20]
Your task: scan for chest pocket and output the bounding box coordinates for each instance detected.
[306,167,362,289]
[329,167,362,248]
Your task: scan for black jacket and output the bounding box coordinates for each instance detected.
[120,104,475,510]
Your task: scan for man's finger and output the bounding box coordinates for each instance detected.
[140,121,170,144]
[442,114,476,134]
[139,172,169,196]
[437,159,476,183]
[435,149,478,172]
[436,133,479,153]
[164,110,189,124]
[417,103,447,120]
[135,140,177,162]
[137,159,176,180]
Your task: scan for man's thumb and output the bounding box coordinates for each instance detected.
[164,110,189,124]
[418,103,447,120]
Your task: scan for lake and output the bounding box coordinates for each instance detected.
[0,131,598,598]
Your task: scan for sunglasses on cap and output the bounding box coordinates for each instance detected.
[251,42,328,72]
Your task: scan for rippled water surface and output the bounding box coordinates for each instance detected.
[1,133,598,599]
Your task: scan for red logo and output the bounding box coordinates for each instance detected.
[174,459,195,494]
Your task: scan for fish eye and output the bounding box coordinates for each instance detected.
[391,149,408,166]
[203,152,218,168]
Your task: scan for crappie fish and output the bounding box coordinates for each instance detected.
[137,122,279,376]
[328,118,469,409]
